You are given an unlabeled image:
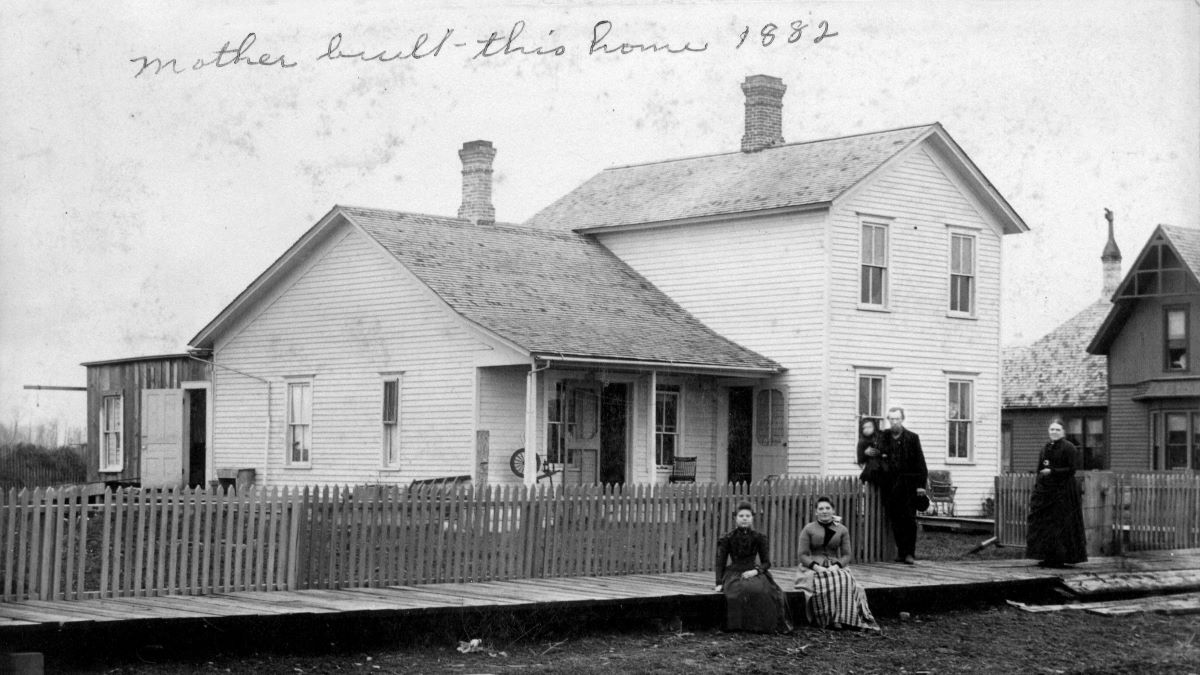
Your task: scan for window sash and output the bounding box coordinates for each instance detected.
[755,388,785,446]
[947,381,973,459]
[950,234,975,313]
[655,387,680,466]
[287,382,312,465]
[382,379,400,467]
[860,224,888,305]
[1165,308,1188,371]
[858,375,884,424]
[100,395,123,471]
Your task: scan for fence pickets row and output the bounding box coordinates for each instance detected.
[995,472,1200,553]
[0,478,890,602]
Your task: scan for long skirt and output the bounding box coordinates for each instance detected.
[1026,475,1088,565]
[794,568,879,631]
[721,570,792,633]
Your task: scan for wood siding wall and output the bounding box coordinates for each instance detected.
[1108,294,1198,385]
[86,358,210,484]
[1002,407,1107,473]
[212,224,498,487]
[1107,387,1151,471]
[828,146,1006,514]
[596,210,828,475]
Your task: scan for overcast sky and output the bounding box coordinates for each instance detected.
[2,0,1198,433]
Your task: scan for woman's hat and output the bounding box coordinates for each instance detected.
[914,493,931,512]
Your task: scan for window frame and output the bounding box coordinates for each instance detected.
[859,219,891,309]
[99,393,124,472]
[1152,410,1200,471]
[856,371,888,433]
[754,387,787,447]
[948,231,977,317]
[946,378,974,463]
[1063,415,1107,470]
[655,384,682,468]
[1164,305,1190,372]
[380,375,402,469]
[285,378,313,468]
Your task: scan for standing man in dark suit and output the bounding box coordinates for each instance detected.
[880,405,928,564]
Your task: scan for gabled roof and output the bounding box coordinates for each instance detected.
[525,123,1027,235]
[1089,224,1200,355]
[1003,300,1111,409]
[190,206,782,374]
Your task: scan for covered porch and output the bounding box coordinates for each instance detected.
[480,356,787,488]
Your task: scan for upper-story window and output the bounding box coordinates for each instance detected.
[1165,306,1189,371]
[949,232,976,315]
[286,380,312,466]
[860,222,889,307]
[100,394,123,472]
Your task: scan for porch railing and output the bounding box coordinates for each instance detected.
[1,476,889,602]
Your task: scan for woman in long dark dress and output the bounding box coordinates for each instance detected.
[714,502,792,632]
[1026,419,1088,568]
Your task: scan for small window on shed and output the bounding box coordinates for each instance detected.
[100,394,123,472]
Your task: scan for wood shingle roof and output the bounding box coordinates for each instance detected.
[1002,300,1111,409]
[525,125,935,231]
[343,207,782,372]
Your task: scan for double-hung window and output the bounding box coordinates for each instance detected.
[655,385,681,467]
[947,379,973,461]
[860,222,888,307]
[381,376,401,468]
[857,373,886,431]
[100,394,123,472]
[755,388,786,446]
[286,380,312,465]
[949,232,976,315]
[1165,306,1189,371]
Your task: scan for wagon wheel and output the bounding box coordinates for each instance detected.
[509,448,541,478]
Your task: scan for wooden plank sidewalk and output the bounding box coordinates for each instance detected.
[2,549,1197,641]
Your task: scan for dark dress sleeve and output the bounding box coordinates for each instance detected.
[715,535,729,585]
[1053,440,1081,476]
[856,438,870,465]
[755,532,772,572]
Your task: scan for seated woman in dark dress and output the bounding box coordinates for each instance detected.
[714,501,792,633]
[794,496,878,631]
[1026,419,1088,568]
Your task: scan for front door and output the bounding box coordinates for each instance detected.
[565,381,602,485]
[751,384,788,481]
[727,387,753,484]
[141,388,185,488]
[600,383,627,485]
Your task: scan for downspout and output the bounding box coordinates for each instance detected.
[187,354,271,487]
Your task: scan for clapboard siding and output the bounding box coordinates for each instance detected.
[827,146,1005,514]
[478,366,528,486]
[1107,386,1151,472]
[596,210,828,475]
[1004,407,1108,473]
[213,223,493,487]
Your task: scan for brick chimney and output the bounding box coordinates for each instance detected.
[1101,208,1122,299]
[458,140,496,224]
[740,75,786,152]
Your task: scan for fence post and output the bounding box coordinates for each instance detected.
[1080,471,1112,557]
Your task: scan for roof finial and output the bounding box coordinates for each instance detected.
[1101,208,1122,299]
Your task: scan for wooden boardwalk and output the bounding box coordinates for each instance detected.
[3,549,1198,652]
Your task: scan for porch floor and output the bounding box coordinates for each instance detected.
[3,549,1198,656]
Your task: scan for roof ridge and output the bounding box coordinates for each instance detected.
[341,204,580,240]
[602,123,938,171]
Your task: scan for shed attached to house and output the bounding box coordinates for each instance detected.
[82,354,212,488]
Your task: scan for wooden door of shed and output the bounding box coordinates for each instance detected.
[141,388,185,488]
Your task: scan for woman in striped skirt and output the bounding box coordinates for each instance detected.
[794,496,879,631]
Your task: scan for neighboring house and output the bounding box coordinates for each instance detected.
[101,75,1027,517]
[1001,211,1120,472]
[81,354,211,488]
[1088,224,1200,471]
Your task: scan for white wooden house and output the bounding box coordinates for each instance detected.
[187,75,1027,514]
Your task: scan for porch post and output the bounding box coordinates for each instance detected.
[524,361,538,488]
[647,370,657,484]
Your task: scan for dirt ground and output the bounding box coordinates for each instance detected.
[72,605,1199,674]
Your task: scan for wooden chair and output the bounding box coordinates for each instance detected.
[927,470,957,516]
[668,456,697,483]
